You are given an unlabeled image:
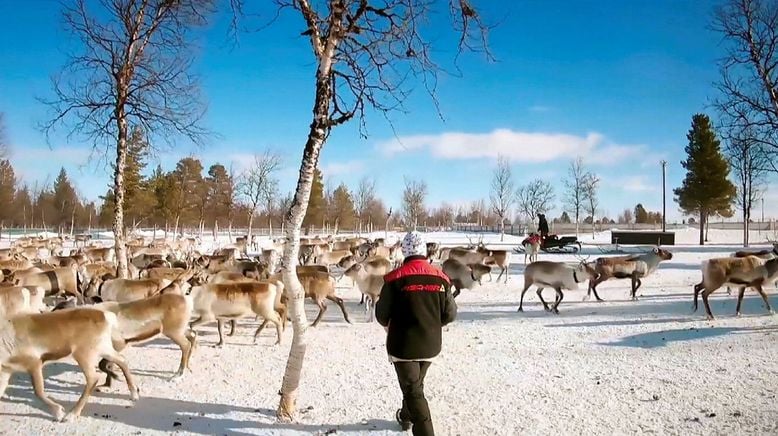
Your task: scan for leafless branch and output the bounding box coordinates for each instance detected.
[712,0,778,161]
[238,151,283,216]
[489,155,514,223]
[41,0,213,153]
[401,176,427,229]
[232,1,491,138]
[516,178,555,223]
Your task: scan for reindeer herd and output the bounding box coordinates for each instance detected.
[0,232,776,422]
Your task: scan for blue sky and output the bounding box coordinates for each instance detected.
[1,0,774,221]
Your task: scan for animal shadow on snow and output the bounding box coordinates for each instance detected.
[2,383,398,435]
[458,293,775,326]
[602,325,778,349]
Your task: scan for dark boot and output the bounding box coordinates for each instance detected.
[396,408,412,431]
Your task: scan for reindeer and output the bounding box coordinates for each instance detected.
[441,258,491,298]
[693,256,778,320]
[587,248,673,301]
[477,244,512,284]
[0,308,139,422]
[518,259,597,313]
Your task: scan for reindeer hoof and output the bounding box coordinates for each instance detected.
[212,343,224,349]
[706,315,715,321]
[59,412,76,423]
[130,387,140,402]
[517,307,523,312]
[52,405,65,422]
[95,385,111,393]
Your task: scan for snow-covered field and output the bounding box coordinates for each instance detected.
[2,229,778,435]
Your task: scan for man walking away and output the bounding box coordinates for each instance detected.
[538,213,550,241]
[376,231,457,436]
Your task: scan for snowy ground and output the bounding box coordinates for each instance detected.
[1,229,778,435]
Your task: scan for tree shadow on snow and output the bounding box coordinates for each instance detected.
[602,325,778,349]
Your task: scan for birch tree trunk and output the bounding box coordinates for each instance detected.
[113,110,129,278]
[277,49,334,421]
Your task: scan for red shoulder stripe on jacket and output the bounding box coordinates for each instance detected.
[384,259,451,285]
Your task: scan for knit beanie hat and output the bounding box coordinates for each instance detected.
[401,231,427,258]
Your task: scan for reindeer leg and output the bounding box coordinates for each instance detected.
[61,352,101,422]
[166,330,194,379]
[215,320,226,347]
[28,361,65,421]
[735,287,746,316]
[518,283,532,312]
[536,287,550,312]
[96,358,118,390]
[586,276,605,302]
[227,320,236,337]
[551,287,563,314]
[311,299,327,327]
[326,294,351,324]
[630,274,640,301]
[692,282,703,312]
[701,287,717,320]
[754,284,773,314]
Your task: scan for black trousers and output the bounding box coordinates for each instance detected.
[393,361,434,436]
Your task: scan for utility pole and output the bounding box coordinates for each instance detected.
[660,160,667,232]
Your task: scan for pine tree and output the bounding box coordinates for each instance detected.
[13,185,32,228]
[170,157,204,232]
[634,203,649,224]
[52,167,79,233]
[674,114,736,245]
[123,126,152,226]
[302,168,325,229]
[330,183,356,231]
[206,163,234,229]
[0,159,16,226]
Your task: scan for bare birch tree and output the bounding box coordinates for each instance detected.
[582,173,600,239]
[563,157,590,236]
[43,0,210,278]
[354,176,376,232]
[726,129,770,246]
[713,0,778,166]
[238,151,282,243]
[402,178,428,230]
[489,155,514,241]
[516,179,555,224]
[231,0,490,420]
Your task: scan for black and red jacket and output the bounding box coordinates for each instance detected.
[376,255,457,360]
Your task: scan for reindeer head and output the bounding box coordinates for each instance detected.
[652,247,673,261]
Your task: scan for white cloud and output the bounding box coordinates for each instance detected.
[376,128,643,165]
[321,160,364,177]
[621,176,658,192]
[18,145,92,164]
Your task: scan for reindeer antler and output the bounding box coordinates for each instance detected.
[574,253,591,264]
